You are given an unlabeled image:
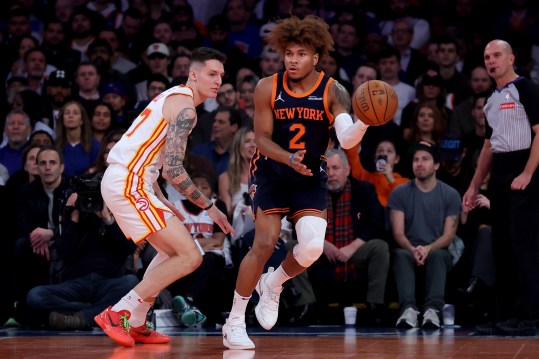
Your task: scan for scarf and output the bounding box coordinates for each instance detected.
[326,180,356,281]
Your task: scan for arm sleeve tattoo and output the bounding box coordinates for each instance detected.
[163,107,212,209]
[334,81,351,113]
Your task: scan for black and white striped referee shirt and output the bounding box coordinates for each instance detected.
[484,77,539,153]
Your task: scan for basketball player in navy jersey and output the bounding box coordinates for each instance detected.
[222,16,371,349]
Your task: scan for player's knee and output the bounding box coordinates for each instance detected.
[188,251,204,271]
[251,232,280,256]
[293,216,327,267]
[294,241,324,267]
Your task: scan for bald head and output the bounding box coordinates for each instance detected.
[484,39,517,85]
[485,39,513,55]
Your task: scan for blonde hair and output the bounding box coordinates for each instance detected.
[228,127,254,194]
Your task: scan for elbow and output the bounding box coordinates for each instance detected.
[161,170,172,183]
[339,135,356,150]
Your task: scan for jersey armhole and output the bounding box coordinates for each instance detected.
[271,74,278,110]
[324,77,335,125]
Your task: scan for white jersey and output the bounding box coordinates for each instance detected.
[177,200,215,239]
[107,85,194,184]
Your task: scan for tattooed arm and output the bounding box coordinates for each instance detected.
[331,80,369,149]
[161,94,234,234]
[162,104,211,209]
[330,80,352,115]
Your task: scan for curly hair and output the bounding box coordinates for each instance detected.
[266,15,334,59]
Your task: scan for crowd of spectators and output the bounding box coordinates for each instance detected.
[1,0,539,332]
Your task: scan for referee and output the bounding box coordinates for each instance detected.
[463,39,539,336]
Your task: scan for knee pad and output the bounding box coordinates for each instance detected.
[293,216,327,267]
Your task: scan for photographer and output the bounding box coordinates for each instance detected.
[26,183,139,330]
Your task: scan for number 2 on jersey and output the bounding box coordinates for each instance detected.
[125,108,152,137]
[289,123,306,150]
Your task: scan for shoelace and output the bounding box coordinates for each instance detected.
[119,313,131,332]
[262,287,281,311]
[144,321,156,331]
[228,324,249,341]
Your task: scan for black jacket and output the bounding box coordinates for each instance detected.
[15,176,71,238]
[328,178,385,241]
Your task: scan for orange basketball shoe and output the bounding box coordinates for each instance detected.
[130,323,171,344]
[94,306,135,347]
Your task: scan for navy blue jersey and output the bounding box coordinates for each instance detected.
[248,71,335,218]
[271,71,335,171]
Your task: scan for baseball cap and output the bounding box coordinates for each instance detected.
[409,140,439,163]
[47,70,72,88]
[421,70,442,87]
[260,44,279,59]
[438,132,464,161]
[146,42,170,57]
[101,81,126,97]
[207,15,230,32]
[259,22,276,38]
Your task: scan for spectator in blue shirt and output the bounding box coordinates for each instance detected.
[55,101,100,178]
[0,109,31,176]
[191,107,240,176]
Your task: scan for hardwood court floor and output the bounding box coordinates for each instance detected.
[1,326,539,359]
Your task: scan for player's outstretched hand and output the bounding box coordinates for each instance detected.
[289,150,313,176]
[207,205,236,236]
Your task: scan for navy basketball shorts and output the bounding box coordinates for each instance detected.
[249,157,327,219]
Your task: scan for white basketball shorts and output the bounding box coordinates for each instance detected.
[101,164,172,243]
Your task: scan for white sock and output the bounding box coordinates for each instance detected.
[229,291,251,322]
[112,290,143,314]
[129,298,154,328]
[266,265,291,289]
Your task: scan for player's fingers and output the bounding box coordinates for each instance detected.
[177,213,186,221]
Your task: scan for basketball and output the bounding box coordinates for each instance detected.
[352,80,399,126]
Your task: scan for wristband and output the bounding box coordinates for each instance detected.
[203,202,214,211]
[289,153,294,166]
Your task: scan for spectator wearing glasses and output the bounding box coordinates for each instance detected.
[132,74,171,118]
[134,43,172,103]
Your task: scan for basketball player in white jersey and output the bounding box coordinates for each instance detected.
[94,47,234,347]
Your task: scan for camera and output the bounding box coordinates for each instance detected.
[71,173,104,213]
[375,155,388,172]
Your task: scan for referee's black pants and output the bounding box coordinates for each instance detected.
[490,149,539,322]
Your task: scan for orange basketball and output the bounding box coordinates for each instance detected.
[352,80,399,126]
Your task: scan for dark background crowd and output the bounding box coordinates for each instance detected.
[0,0,538,331]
